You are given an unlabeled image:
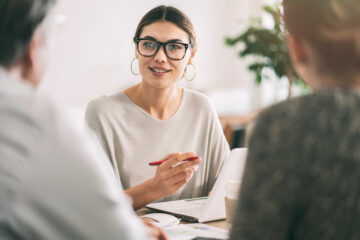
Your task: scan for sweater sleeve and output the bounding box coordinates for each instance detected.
[204,98,231,194]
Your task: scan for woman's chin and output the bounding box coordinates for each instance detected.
[143,78,176,89]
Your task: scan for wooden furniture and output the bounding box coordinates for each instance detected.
[219,112,258,148]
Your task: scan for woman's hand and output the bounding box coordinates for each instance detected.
[150,152,202,198]
[125,152,202,210]
[142,218,168,240]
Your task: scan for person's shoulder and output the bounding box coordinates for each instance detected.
[183,88,215,110]
[2,88,56,131]
[0,87,69,164]
[86,95,110,114]
[86,91,126,117]
[259,89,359,121]
[252,89,360,141]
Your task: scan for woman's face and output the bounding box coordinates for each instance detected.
[136,21,195,89]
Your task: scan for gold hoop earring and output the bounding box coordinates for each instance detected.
[183,63,196,81]
[130,57,140,76]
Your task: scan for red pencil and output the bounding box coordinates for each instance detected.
[149,156,199,166]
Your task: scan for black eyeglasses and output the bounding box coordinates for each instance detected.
[136,37,190,61]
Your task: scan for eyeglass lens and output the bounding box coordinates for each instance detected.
[138,39,186,60]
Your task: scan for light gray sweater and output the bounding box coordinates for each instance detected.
[0,68,147,240]
[85,88,230,202]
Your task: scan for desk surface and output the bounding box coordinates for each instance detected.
[136,208,229,230]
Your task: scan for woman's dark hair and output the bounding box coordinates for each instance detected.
[133,5,196,47]
[283,0,360,78]
[0,0,56,68]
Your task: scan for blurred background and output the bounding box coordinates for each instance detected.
[40,0,295,147]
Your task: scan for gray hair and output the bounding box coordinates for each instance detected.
[0,0,57,68]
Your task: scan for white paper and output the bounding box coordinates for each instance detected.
[163,223,228,240]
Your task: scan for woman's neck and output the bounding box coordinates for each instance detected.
[124,83,183,120]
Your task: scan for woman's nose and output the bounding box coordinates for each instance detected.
[154,46,167,63]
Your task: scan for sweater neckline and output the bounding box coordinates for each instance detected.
[119,88,188,123]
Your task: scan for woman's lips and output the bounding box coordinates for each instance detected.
[149,67,171,76]
[149,67,171,73]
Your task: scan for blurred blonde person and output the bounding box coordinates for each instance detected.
[230,0,360,239]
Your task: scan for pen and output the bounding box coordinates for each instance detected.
[149,156,199,166]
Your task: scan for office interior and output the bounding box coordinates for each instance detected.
[40,0,299,148]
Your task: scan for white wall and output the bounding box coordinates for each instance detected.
[40,0,264,114]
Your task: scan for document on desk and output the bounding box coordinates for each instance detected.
[162,223,228,240]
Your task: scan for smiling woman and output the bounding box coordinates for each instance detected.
[85,5,230,210]
[134,20,194,89]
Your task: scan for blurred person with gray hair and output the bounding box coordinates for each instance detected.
[230,0,360,239]
[0,0,165,239]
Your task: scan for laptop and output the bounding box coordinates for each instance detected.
[146,148,247,223]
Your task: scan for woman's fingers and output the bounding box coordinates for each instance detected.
[172,178,188,190]
[162,152,197,168]
[171,158,201,176]
[152,152,202,196]
[159,155,201,182]
[170,165,198,185]
[155,165,198,194]
[159,152,180,162]
[171,167,197,190]
[142,219,168,240]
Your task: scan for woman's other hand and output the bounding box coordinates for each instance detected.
[142,218,168,240]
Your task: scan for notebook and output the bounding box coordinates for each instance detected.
[146,148,247,223]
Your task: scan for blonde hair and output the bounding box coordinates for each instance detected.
[284,0,360,78]
[321,0,360,54]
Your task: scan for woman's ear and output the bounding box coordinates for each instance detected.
[134,43,139,58]
[287,34,315,87]
[287,35,307,65]
[187,47,197,65]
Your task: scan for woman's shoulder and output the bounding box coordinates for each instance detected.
[85,91,127,117]
[183,88,214,110]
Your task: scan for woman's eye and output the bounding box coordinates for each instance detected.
[167,43,183,51]
[142,41,155,49]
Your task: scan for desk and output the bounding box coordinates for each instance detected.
[137,208,229,230]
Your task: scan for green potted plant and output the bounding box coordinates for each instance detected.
[225,2,303,98]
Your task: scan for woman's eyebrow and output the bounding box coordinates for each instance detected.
[141,36,157,41]
[141,36,186,43]
[166,39,184,42]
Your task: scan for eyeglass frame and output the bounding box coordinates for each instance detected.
[135,37,191,61]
